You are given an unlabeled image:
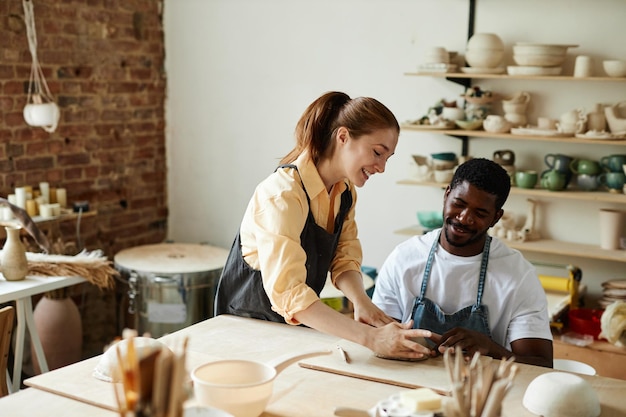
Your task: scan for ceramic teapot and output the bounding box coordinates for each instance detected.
[483,115,512,133]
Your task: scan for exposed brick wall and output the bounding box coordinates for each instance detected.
[1,0,166,360]
[1,0,167,258]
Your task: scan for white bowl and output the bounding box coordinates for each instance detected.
[553,359,596,375]
[507,65,562,76]
[603,60,626,77]
[467,33,504,50]
[465,49,504,68]
[514,43,576,56]
[513,53,565,67]
[522,372,600,417]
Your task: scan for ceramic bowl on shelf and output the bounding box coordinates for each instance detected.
[454,119,483,130]
[603,60,626,77]
[417,211,444,230]
[507,65,562,76]
[513,43,578,56]
[513,53,565,67]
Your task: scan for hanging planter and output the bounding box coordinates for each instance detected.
[22,0,60,133]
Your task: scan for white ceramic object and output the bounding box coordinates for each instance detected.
[23,102,60,132]
[441,107,465,121]
[467,33,504,50]
[507,65,562,76]
[513,43,578,56]
[483,115,512,133]
[553,359,596,375]
[465,49,504,68]
[192,351,331,417]
[433,169,454,184]
[603,60,626,77]
[513,53,565,67]
[574,55,594,77]
[423,46,449,64]
[605,102,626,133]
[523,372,600,417]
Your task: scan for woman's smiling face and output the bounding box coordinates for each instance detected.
[340,127,398,188]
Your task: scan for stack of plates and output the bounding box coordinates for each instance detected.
[599,279,626,308]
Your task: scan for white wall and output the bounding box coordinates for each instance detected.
[163,0,626,303]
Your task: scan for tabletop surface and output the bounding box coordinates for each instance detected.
[18,315,626,417]
[0,275,85,302]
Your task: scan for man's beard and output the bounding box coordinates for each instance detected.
[443,221,487,248]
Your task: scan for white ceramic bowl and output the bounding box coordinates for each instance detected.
[467,33,504,50]
[522,372,601,417]
[513,43,575,56]
[513,53,565,67]
[553,359,596,375]
[603,60,626,77]
[465,49,504,68]
[507,65,562,76]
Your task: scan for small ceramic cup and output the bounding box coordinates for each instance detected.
[573,55,593,78]
[577,174,600,191]
[537,117,558,130]
[570,159,601,175]
[598,172,626,193]
[541,169,567,191]
[515,170,538,189]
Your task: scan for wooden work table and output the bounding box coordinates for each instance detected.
[554,333,626,380]
[8,315,626,416]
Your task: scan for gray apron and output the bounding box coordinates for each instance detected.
[411,230,492,341]
[214,164,353,323]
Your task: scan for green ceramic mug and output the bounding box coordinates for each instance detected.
[598,172,626,192]
[541,169,567,191]
[570,159,601,175]
[515,170,538,189]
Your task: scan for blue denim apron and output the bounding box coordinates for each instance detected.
[411,230,492,340]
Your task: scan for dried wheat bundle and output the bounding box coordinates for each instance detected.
[23,249,118,289]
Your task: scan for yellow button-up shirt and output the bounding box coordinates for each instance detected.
[240,151,362,324]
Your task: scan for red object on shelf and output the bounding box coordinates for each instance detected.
[568,308,604,340]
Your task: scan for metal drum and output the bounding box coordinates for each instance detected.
[114,243,229,338]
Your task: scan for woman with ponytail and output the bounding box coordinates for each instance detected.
[215,91,433,360]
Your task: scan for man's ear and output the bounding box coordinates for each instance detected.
[491,209,504,227]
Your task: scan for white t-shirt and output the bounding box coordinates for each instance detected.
[372,230,552,349]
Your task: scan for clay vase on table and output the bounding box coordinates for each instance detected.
[1,225,29,281]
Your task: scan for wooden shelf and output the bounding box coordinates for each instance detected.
[394,226,626,263]
[397,179,626,204]
[400,125,626,146]
[405,71,626,82]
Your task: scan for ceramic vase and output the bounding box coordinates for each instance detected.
[1,225,29,281]
[32,293,83,373]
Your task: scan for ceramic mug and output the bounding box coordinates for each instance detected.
[598,172,626,192]
[515,170,538,189]
[573,55,593,78]
[441,107,465,121]
[537,117,558,130]
[493,149,515,166]
[577,174,600,191]
[541,169,567,191]
[570,159,601,175]
[600,154,626,173]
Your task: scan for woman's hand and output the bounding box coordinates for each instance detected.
[352,296,395,327]
[367,320,435,360]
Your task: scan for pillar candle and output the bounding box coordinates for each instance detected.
[14,187,27,209]
[39,182,50,204]
[26,199,38,217]
[49,187,57,204]
[56,188,67,208]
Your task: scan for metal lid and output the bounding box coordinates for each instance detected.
[114,243,229,274]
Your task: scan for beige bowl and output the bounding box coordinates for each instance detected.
[603,60,626,77]
[513,53,565,67]
[522,372,600,417]
[513,43,575,56]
